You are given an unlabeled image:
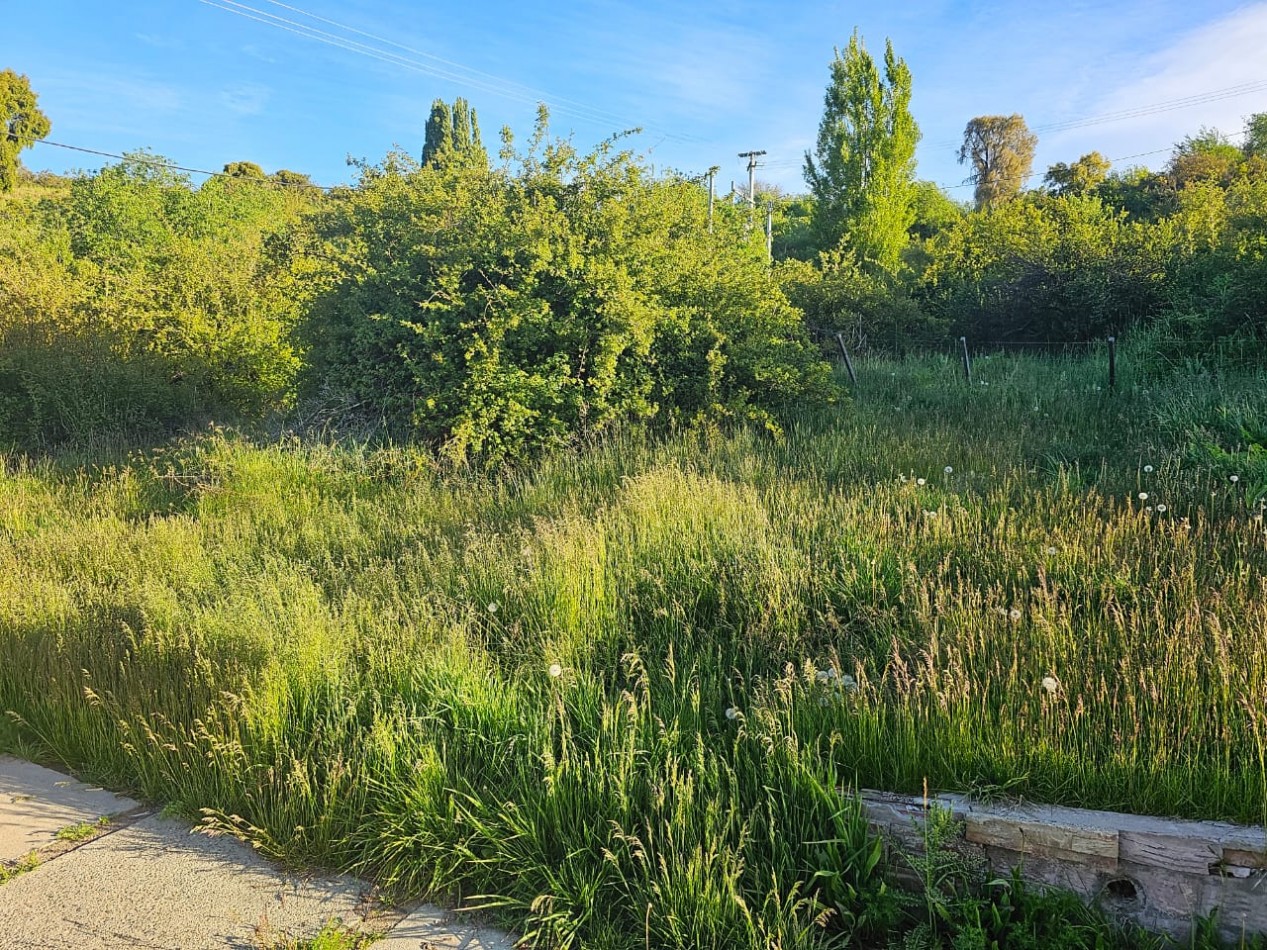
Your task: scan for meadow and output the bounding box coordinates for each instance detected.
[3,350,1266,948]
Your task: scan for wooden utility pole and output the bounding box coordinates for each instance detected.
[738,150,765,227]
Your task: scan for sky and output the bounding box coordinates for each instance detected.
[4,0,1267,197]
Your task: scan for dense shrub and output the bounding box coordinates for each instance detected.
[302,115,833,464]
[0,153,312,446]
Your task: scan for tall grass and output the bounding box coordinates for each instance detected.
[3,352,1266,947]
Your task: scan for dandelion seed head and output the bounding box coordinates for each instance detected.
[1231,475,1240,483]
[916,478,926,486]
[944,466,954,474]
[1143,465,1154,474]
[725,706,740,721]
[487,601,500,614]
[1156,504,1167,513]
[1041,676,1059,694]
[1138,492,1148,501]
[1046,546,1057,555]
[1009,608,1022,621]
[548,663,563,678]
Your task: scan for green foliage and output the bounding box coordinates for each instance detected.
[1141,176,1267,366]
[306,113,832,464]
[779,251,943,352]
[421,97,486,169]
[223,160,266,179]
[919,193,1172,341]
[909,181,967,242]
[804,32,920,272]
[1245,113,1267,161]
[0,69,51,192]
[1043,152,1111,197]
[0,151,315,445]
[958,115,1038,210]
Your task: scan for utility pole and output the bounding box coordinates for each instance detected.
[737,150,766,212]
[707,165,719,234]
[738,150,765,231]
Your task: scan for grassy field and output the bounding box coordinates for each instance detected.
[3,351,1266,947]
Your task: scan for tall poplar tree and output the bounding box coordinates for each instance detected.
[803,32,920,272]
[422,97,487,169]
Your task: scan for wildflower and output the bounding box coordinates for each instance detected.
[944,466,954,475]
[1144,465,1154,474]
[1041,676,1060,695]
[816,669,833,684]
[1231,475,1240,484]
[916,478,926,486]
[487,601,500,615]
[1156,504,1167,513]
[840,674,859,693]
[725,706,740,721]
[1008,608,1022,621]
[1138,492,1148,501]
[548,663,563,678]
[1145,506,1152,513]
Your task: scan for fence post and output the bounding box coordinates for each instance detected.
[959,337,972,384]
[835,333,858,387]
[1107,336,1117,390]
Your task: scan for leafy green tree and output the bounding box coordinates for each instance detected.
[1168,127,1244,187]
[803,32,920,272]
[421,97,487,169]
[0,70,51,192]
[908,180,965,240]
[307,110,831,464]
[1244,112,1267,160]
[1043,151,1111,197]
[920,193,1171,341]
[957,114,1037,209]
[223,160,266,179]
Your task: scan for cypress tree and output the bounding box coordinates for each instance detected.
[421,99,453,168]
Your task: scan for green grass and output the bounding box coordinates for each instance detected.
[2,351,1266,947]
[0,851,41,885]
[53,816,110,842]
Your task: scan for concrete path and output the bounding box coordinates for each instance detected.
[0,756,517,950]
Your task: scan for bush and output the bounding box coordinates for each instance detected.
[303,114,834,465]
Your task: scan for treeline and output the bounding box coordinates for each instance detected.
[3,57,1266,458]
[772,36,1267,358]
[0,97,828,459]
[778,120,1267,357]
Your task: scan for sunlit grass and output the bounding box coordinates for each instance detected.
[2,350,1265,947]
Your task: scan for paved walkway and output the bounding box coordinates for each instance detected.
[0,756,515,950]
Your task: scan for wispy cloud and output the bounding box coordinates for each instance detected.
[219,82,271,116]
[135,33,184,51]
[1046,3,1267,167]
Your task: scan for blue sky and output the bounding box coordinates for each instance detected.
[5,0,1267,196]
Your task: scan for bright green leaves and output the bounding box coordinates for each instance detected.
[308,116,831,465]
[0,69,50,193]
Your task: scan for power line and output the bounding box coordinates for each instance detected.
[197,0,699,143]
[251,0,653,134]
[33,139,343,191]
